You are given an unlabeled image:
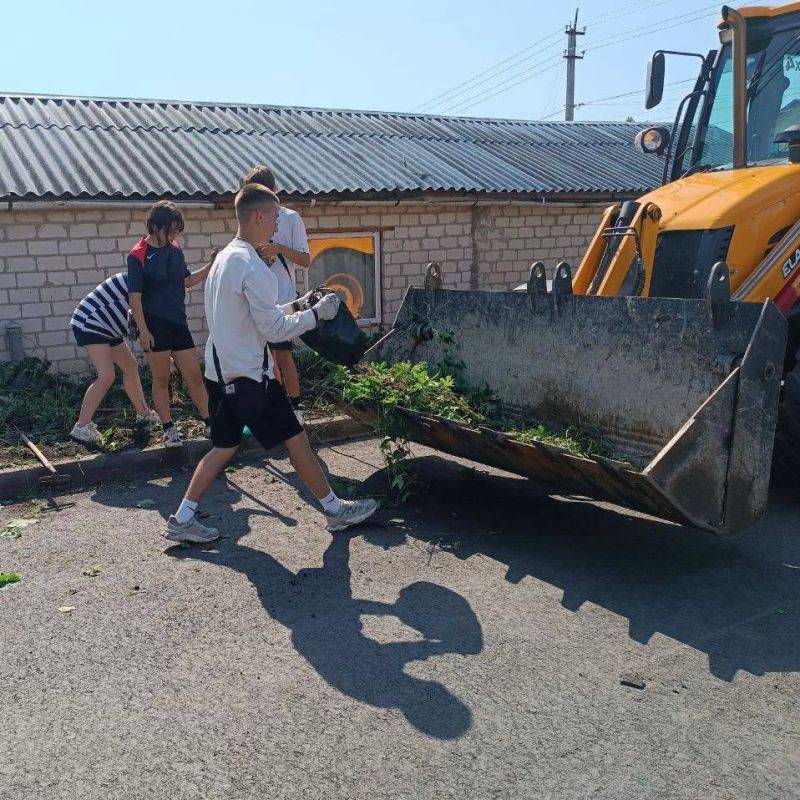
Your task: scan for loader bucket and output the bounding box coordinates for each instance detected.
[348,264,787,535]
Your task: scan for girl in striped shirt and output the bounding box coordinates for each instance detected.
[69,273,157,446]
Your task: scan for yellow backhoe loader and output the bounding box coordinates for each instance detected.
[347,3,800,535]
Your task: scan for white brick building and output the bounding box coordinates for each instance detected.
[0,95,659,374]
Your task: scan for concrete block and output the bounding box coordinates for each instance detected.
[16,273,46,288]
[98,223,127,237]
[22,302,51,317]
[47,271,77,286]
[6,224,36,240]
[38,224,68,238]
[96,252,124,268]
[0,241,27,257]
[46,345,78,361]
[59,239,89,254]
[89,237,117,253]
[70,223,98,238]
[28,240,59,256]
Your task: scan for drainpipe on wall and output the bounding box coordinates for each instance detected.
[3,322,24,362]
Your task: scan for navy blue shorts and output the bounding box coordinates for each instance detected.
[72,326,123,348]
[144,314,194,353]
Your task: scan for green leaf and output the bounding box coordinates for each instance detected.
[135,499,155,509]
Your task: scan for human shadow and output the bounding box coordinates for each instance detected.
[91,467,297,529]
[369,454,800,683]
[167,499,482,740]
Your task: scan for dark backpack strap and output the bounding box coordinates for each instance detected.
[211,341,226,385]
[276,252,291,277]
[275,252,300,299]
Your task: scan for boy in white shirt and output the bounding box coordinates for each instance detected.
[165,183,377,543]
[241,165,310,423]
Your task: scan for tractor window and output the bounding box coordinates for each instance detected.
[696,14,800,168]
[748,30,800,162]
[702,55,736,168]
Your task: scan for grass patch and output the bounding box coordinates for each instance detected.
[0,572,20,588]
[0,352,358,468]
[0,357,206,467]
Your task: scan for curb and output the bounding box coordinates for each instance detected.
[0,414,371,498]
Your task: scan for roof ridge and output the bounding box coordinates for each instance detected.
[0,119,642,147]
[0,91,643,128]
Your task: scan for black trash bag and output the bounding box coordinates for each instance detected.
[300,288,369,366]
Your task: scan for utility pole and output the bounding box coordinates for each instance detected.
[564,8,585,121]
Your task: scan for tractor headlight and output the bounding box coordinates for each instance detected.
[635,126,670,156]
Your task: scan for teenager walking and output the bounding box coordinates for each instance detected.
[241,165,310,423]
[166,184,377,543]
[127,201,214,447]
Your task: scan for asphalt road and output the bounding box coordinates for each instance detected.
[1,439,798,800]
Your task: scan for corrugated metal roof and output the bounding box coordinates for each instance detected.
[0,94,662,200]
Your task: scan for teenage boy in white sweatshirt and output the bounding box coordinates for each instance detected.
[241,165,310,423]
[165,183,377,543]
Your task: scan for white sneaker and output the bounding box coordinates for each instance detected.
[165,514,219,543]
[70,421,103,447]
[163,425,184,448]
[325,498,379,532]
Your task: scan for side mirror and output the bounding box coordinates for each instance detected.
[645,51,665,109]
[635,126,671,156]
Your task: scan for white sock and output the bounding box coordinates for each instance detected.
[175,499,198,524]
[319,491,342,515]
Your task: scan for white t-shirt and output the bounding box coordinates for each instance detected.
[269,207,310,305]
[204,238,316,384]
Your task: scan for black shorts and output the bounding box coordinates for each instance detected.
[72,326,123,348]
[145,314,194,353]
[269,341,294,352]
[206,376,302,450]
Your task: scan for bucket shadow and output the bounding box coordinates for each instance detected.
[370,454,800,683]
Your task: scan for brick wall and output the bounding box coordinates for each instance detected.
[0,201,606,375]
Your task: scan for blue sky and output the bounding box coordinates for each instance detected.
[0,1,773,122]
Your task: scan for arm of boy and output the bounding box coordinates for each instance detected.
[242,263,318,343]
[257,215,310,268]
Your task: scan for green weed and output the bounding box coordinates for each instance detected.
[0,572,20,588]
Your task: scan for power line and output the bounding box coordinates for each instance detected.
[411,29,563,112]
[580,78,694,107]
[441,5,717,116]
[441,53,564,114]
[411,0,699,113]
[538,79,695,121]
[539,63,565,119]
[582,0,673,26]
[581,5,719,55]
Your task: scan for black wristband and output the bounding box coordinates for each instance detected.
[311,307,319,323]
